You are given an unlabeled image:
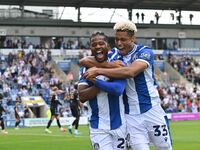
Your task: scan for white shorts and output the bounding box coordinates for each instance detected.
[90,123,127,150]
[126,104,172,149]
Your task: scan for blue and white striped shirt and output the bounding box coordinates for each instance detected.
[119,45,160,114]
[78,52,125,130]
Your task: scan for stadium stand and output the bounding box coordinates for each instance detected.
[0,50,89,122]
[0,0,199,125]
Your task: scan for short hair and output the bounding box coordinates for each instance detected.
[90,31,109,43]
[113,20,137,36]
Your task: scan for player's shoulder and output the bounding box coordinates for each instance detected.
[134,45,154,62]
[109,47,118,54]
[136,44,152,52]
[108,47,120,61]
[136,44,154,55]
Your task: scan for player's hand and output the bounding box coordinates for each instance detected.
[84,67,99,80]
[113,60,125,67]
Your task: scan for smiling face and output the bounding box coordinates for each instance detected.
[90,35,109,62]
[115,31,135,56]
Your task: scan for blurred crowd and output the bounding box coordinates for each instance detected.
[3,37,90,50]
[158,83,200,113]
[0,50,200,120]
[0,50,87,120]
[168,54,200,86]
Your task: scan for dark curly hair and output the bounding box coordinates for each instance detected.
[90,31,108,43]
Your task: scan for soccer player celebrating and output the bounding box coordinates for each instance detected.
[83,21,172,150]
[0,93,8,134]
[45,87,66,133]
[78,31,127,150]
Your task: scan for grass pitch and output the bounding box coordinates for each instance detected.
[0,120,200,150]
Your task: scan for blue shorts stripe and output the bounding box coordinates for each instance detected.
[164,115,173,145]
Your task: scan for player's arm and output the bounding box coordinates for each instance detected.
[78,66,101,103]
[79,56,124,68]
[78,84,100,103]
[85,61,147,79]
[94,78,126,96]
[84,49,153,79]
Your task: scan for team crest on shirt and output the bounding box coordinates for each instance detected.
[140,52,151,60]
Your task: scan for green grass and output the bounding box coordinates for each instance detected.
[0,120,200,150]
[169,120,200,150]
[0,126,92,150]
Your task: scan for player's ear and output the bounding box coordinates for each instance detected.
[131,35,136,43]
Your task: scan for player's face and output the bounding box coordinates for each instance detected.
[115,31,135,56]
[90,35,109,62]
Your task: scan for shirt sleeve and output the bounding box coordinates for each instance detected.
[78,66,93,86]
[95,78,127,96]
[136,48,154,67]
[108,47,120,62]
